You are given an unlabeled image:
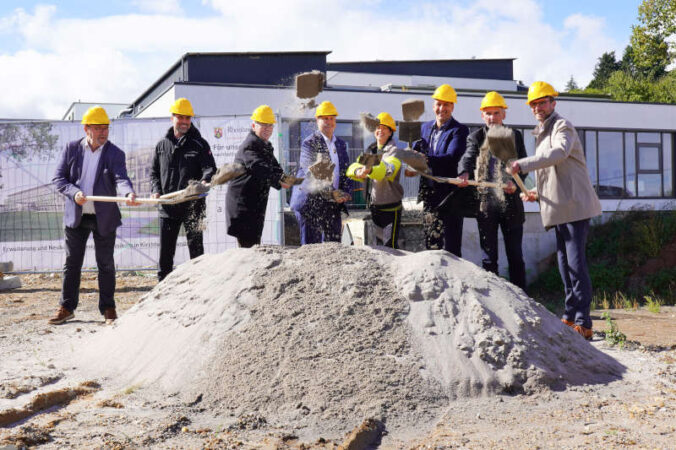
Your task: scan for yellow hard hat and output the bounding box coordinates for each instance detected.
[170,98,195,117]
[526,81,558,105]
[315,101,339,117]
[480,91,508,110]
[81,106,110,125]
[432,84,458,104]
[376,112,397,132]
[250,105,276,124]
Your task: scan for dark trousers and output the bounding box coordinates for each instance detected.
[371,205,402,249]
[423,208,464,257]
[158,216,204,281]
[477,213,526,289]
[237,237,260,248]
[60,214,116,315]
[295,210,342,245]
[556,219,593,329]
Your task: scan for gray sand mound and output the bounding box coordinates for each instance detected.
[80,244,625,439]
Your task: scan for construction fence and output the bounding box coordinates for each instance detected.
[0,116,284,272]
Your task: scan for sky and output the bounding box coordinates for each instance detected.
[0,0,643,119]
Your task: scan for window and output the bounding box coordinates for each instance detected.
[585,131,598,186]
[598,132,625,197]
[625,133,636,197]
[664,133,673,196]
[576,129,673,199]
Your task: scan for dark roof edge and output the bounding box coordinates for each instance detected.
[328,58,516,64]
[130,51,334,110]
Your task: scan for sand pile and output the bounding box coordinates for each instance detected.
[79,244,624,439]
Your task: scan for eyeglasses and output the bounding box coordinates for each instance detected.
[530,98,551,109]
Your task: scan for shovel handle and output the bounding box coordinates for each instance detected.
[86,195,170,205]
[505,168,538,200]
[160,183,212,200]
[417,171,501,188]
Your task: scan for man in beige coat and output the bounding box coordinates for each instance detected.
[511,81,601,340]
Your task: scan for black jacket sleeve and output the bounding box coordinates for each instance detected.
[150,143,162,194]
[513,129,528,186]
[459,129,483,178]
[198,138,217,183]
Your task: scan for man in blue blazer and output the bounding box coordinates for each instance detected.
[290,101,352,244]
[50,106,138,325]
[413,84,469,256]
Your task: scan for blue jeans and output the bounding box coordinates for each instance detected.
[555,219,593,329]
[60,214,116,314]
[295,210,342,245]
[477,213,526,289]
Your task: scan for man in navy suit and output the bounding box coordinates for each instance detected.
[413,84,469,256]
[50,106,138,325]
[290,101,352,244]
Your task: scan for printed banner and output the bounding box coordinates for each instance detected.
[0,115,283,272]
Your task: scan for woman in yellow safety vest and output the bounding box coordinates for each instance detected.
[347,112,427,248]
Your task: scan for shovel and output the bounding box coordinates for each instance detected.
[415,170,502,189]
[159,162,247,201]
[86,194,205,205]
[306,153,349,203]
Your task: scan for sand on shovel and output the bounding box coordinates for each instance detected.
[78,244,625,441]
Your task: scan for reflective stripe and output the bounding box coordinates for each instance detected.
[383,155,401,182]
[346,162,365,182]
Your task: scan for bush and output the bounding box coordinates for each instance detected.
[529,207,676,309]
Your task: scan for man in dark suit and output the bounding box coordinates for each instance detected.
[413,84,469,256]
[289,101,352,244]
[50,106,138,325]
[458,91,528,289]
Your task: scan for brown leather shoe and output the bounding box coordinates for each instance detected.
[104,308,117,325]
[561,318,575,328]
[573,325,593,340]
[48,307,74,325]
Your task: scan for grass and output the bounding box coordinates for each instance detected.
[644,294,662,314]
[601,312,627,348]
[528,207,676,312]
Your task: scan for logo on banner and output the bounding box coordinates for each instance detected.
[214,127,223,139]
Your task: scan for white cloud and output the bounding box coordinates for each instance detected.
[0,1,623,119]
[132,0,183,15]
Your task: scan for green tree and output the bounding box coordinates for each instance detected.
[587,51,621,89]
[605,70,676,103]
[630,0,675,80]
[0,123,59,189]
[564,75,579,92]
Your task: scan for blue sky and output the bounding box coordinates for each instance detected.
[0,0,645,119]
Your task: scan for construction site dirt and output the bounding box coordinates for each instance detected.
[1,246,674,449]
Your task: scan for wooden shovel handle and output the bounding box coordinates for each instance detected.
[506,169,538,200]
[417,171,501,188]
[86,195,168,204]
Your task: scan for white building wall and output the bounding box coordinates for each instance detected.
[327,71,518,91]
[135,86,177,118]
[143,83,675,132]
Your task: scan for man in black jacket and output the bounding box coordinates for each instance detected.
[457,91,528,289]
[226,105,290,247]
[150,98,216,281]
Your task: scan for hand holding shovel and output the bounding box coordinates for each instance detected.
[507,161,538,201]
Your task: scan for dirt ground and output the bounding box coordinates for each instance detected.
[1,273,675,449]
